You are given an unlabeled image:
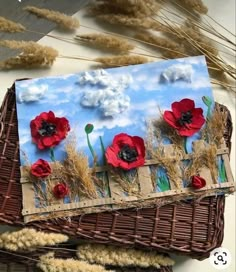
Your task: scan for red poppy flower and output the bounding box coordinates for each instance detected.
[30,159,51,178]
[53,183,69,199]
[30,111,70,150]
[105,133,145,170]
[191,175,206,189]
[163,98,205,136]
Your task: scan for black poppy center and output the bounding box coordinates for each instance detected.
[38,120,56,136]
[178,111,193,126]
[118,144,138,162]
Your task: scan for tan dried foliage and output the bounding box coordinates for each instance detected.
[186,144,218,183]
[77,244,174,268]
[24,6,80,30]
[176,0,208,14]
[38,252,112,272]
[0,16,25,32]
[96,14,166,31]
[0,228,68,252]
[94,55,149,67]
[64,139,98,199]
[0,40,58,69]
[91,0,160,18]
[75,33,134,52]
[202,104,228,147]
[135,32,185,59]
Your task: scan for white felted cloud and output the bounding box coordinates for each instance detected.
[79,69,132,117]
[17,84,47,103]
[161,64,193,83]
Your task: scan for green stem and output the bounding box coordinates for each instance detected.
[86,133,97,164]
[99,136,111,198]
[184,137,188,154]
[99,136,106,165]
[50,147,56,162]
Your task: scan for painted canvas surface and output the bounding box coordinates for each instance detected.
[16,56,212,166]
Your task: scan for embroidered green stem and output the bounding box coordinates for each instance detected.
[50,147,56,162]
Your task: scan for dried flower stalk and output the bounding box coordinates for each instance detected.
[38,252,113,272]
[135,32,186,59]
[75,33,134,52]
[77,244,174,268]
[175,0,208,14]
[64,139,98,199]
[0,228,68,252]
[94,55,149,67]
[24,6,80,30]
[91,0,160,18]
[0,40,58,69]
[96,14,166,31]
[0,16,25,32]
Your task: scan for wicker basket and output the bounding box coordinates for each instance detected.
[0,81,233,260]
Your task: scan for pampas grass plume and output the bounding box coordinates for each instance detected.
[0,40,58,69]
[176,0,208,14]
[24,6,80,30]
[0,228,68,251]
[96,14,166,31]
[38,252,113,272]
[77,244,174,268]
[94,55,149,67]
[75,33,134,52]
[0,16,25,32]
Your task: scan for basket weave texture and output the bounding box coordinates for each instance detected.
[0,82,233,260]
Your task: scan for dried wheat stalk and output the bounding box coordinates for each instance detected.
[75,33,134,52]
[0,16,25,32]
[0,40,58,69]
[24,6,80,30]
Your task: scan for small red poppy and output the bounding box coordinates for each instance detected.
[30,111,70,150]
[53,183,69,199]
[191,175,206,189]
[163,98,205,136]
[105,133,145,170]
[30,159,51,178]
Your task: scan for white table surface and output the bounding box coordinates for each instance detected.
[0,1,235,271]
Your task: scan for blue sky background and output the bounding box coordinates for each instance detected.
[15,56,214,167]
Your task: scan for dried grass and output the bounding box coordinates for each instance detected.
[77,244,174,268]
[202,104,228,147]
[175,0,208,14]
[75,33,134,52]
[185,144,218,183]
[110,169,140,196]
[64,139,97,199]
[96,14,166,31]
[94,55,149,67]
[135,32,186,59]
[0,16,25,32]
[24,6,80,30]
[0,40,58,69]
[38,252,112,272]
[90,0,160,18]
